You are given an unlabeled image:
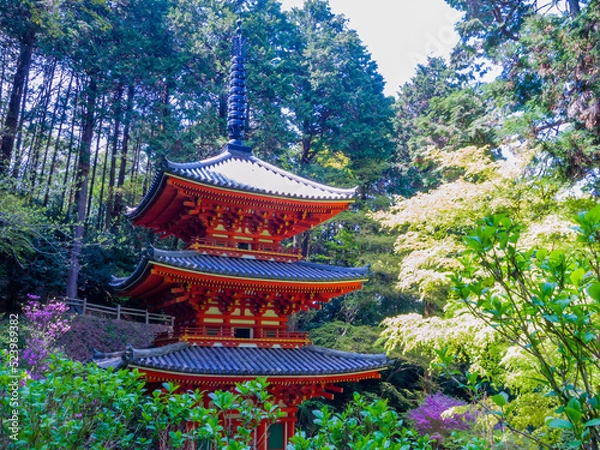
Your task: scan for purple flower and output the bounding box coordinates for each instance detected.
[22,297,72,379]
[407,392,476,443]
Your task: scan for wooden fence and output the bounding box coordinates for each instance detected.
[58,297,174,327]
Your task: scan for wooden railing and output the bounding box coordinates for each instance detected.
[154,325,309,346]
[191,237,301,255]
[177,326,307,340]
[59,297,174,327]
[188,238,302,261]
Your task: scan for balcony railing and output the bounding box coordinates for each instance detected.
[188,238,301,260]
[154,325,309,347]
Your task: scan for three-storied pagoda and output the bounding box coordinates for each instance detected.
[95,20,386,449]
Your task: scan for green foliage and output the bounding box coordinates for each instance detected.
[0,180,68,308]
[79,222,150,303]
[379,206,600,448]
[393,56,499,195]
[375,144,528,314]
[286,0,395,194]
[448,206,600,447]
[0,355,282,449]
[302,208,414,328]
[444,0,600,186]
[289,393,433,449]
[519,4,600,181]
[309,321,382,352]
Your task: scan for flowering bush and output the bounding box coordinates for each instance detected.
[407,392,475,444]
[22,295,72,378]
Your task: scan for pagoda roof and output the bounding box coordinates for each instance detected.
[111,248,369,292]
[93,342,387,377]
[129,146,356,220]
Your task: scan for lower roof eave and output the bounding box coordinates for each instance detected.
[130,365,385,385]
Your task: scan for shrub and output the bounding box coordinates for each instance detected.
[290,392,433,449]
[22,296,72,378]
[407,392,475,444]
[0,355,281,449]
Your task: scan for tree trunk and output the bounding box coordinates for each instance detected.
[301,134,312,165]
[1,33,34,175]
[128,131,142,205]
[96,137,111,230]
[64,118,84,217]
[29,60,57,194]
[61,78,80,214]
[160,79,173,134]
[43,72,74,207]
[293,230,311,258]
[10,64,30,180]
[568,0,580,17]
[87,108,105,219]
[104,86,123,229]
[66,76,97,299]
[112,83,134,223]
[38,69,65,193]
[0,39,8,118]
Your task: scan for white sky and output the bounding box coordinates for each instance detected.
[279,0,462,97]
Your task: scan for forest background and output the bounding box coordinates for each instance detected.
[1,0,600,447]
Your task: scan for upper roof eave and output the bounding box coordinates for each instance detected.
[126,147,357,221]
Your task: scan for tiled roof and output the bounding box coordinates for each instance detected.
[111,248,369,291]
[93,342,387,376]
[168,147,356,200]
[128,146,355,219]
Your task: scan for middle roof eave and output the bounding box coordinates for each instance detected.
[111,248,370,293]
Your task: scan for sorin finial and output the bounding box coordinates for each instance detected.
[226,18,247,145]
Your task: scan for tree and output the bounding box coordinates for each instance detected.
[445,0,600,186]
[286,0,395,195]
[0,178,67,310]
[380,206,600,449]
[0,0,49,174]
[450,209,600,449]
[375,144,538,316]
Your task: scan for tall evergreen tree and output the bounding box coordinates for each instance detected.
[0,0,49,174]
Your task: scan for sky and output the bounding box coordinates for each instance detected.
[278,0,462,97]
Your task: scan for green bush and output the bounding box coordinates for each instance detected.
[290,393,433,449]
[0,355,281,449]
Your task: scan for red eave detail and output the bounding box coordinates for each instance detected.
[118,261,365,299]
[131,174,353,240]
[133,367,384,386]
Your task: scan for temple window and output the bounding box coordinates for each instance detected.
[234,328,253,339]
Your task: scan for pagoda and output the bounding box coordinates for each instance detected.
[95,20,386,449]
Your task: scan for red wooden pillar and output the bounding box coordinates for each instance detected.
[255,420,269,450]
[285,406,298,443]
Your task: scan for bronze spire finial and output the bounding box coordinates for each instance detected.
[226,19,248,146]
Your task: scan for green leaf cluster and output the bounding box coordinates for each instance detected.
[290,393,432,450]
[448,206,600,447]
[0,354,282,449]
